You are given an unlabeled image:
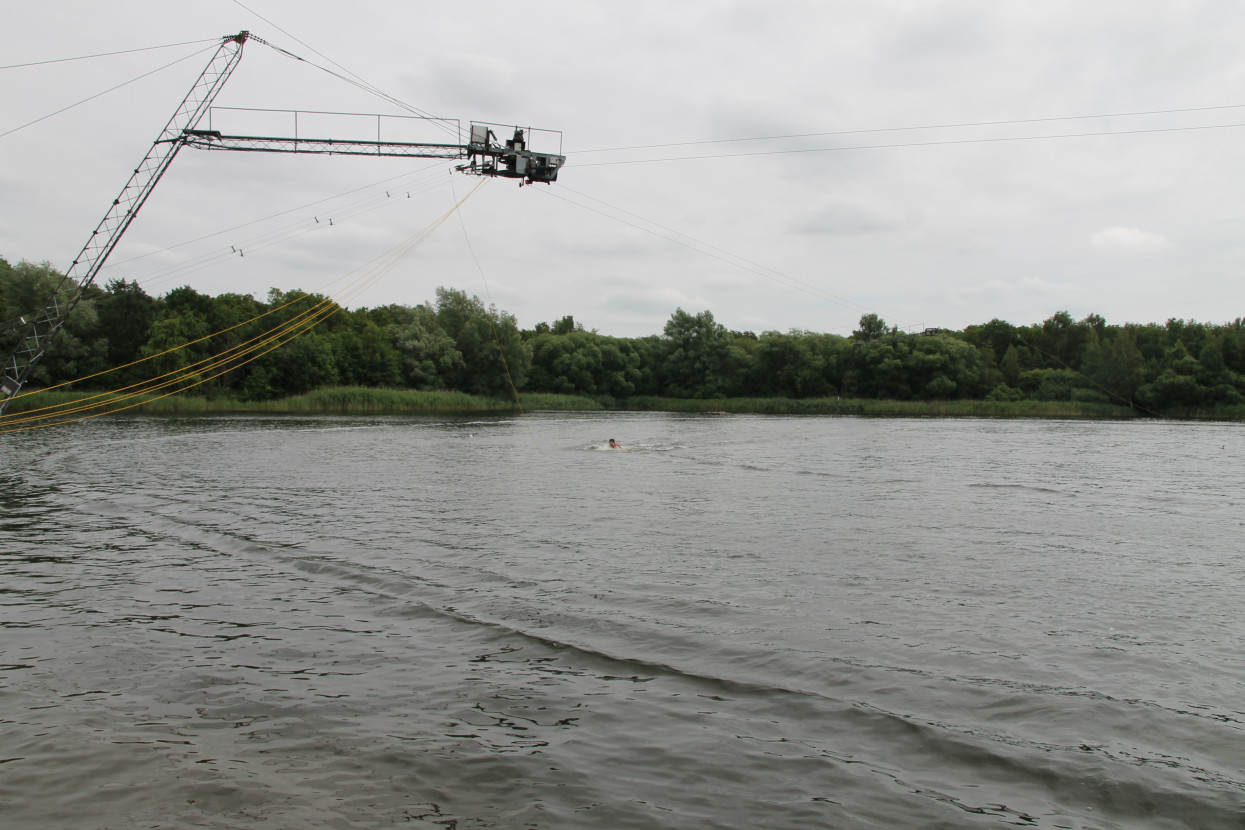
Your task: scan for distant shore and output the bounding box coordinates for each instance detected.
[10,385,1242,421]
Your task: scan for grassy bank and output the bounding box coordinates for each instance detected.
[261,389,606,413]
[4,386,1182,420]
[2,387,604,418]
[614,396,1146,418]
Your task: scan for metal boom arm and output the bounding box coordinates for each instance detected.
[182,121,565,181]
[182,130,468,159]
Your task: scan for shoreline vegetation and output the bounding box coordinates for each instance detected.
[5,258,1245,423]
[9,386,1243,420]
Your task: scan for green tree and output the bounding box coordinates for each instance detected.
[0,256,14,325]
[528,330,603,395]
[434,287,530,396]
[202,292,267,393]
[986,383,1027,402]
[163,285,215,320]
[963,318,1017,361]
[95,279,157,382]
[44,295,108,389]
[1138,370,1202,409]
[1178,320,1209,357]
[1017,368,1079,401]
[391,305,462,389]
[1197,340,1228,386]
[751,331,831,397]
[333,313,401,387]
[1034,310,1091,370]
[526,329,643,399]
[660,308,733,398]
[0,257,9,292]
[1219,319,1245,374]
[621,335,663,396]
[1000,343,1022,387]
[907,335,981,399]
[597,336,644,398]
[1083,327,1144,404]
[364,303,419,330]
[853,313,889,342]
[140,309,211,389]
[258,332,338,397]
[924,374,956,399]
[1,260,62,321]
[843,336,911,399]
[975,344,1003,392]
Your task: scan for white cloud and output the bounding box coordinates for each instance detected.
[952,279,1015,300]
[1090,226,1174,255]
[791,202,908,236]
[1017,276,1064,292]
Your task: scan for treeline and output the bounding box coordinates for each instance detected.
[3,257,1244,414]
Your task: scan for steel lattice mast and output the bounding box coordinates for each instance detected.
[0,32,251,411]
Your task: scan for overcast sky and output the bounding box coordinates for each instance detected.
[3,1,1244,338]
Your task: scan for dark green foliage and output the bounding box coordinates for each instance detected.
[659,308,735,398]
[3,254,1244,417]
[1082,328,1144,404]
[433,287,530,396]
[392,304,462,389]
[853,312,890,342]
[96,279,158,381]
[1071,387,1111,404]
[0,260,110,388]
[1034,311,1091,370]
[333,316,403,388]
[986,383,1028,402]
[0,256,11,323]
[256,332,339,397]
[1219,320,1245,373]
[748,331,845,398]
[1018,368,1080,401]
[2,260,62,322]
[909,336,982,400]
[141,308,211,388]
[527,331,599,394]
[1139,370,1203,409]
[526,329,642,398]
[999,343,1022,387]
[964,318,1019,359]
[840,320,982,402]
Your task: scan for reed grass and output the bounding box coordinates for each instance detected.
[4,389,230,415]
[615,396,1143,419]
[508,393,605,411]
[9,387,1237,421]
[257,387,500,412]
[4,387,604,416]
[264,388,605,412]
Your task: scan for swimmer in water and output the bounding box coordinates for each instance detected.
[608,438,622,449]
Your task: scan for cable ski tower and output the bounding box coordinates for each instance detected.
[1,31,565,414]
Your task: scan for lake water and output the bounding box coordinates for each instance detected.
[1,412,1242,829]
